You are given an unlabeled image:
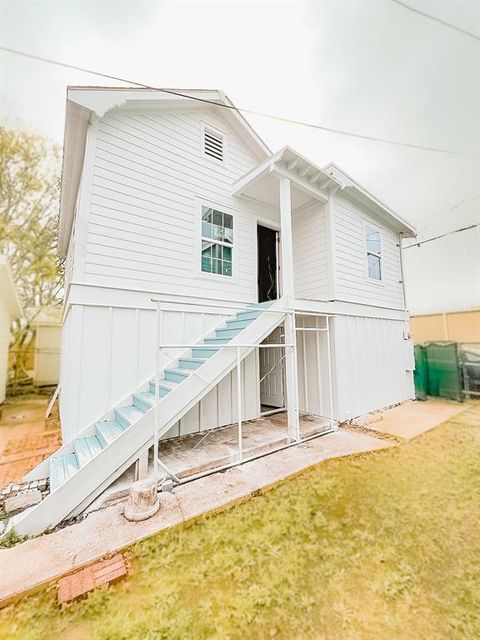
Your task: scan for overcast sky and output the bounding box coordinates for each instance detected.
[1,0,479,314]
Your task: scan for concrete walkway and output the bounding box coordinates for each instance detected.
[364,398,466,440]
[0,428,387,605]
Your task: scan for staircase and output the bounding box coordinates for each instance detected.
[3,300,287,539]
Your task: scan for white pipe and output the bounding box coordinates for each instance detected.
[176,424,336,487]
[326,315,335,431]
[237,346,243,462]
[154,301,161,482]
[157,343,295,349]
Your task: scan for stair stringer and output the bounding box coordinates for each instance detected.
[23,310,239,482]
[9,303,287,537]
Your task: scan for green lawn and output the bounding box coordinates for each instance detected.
[1,405,479,640]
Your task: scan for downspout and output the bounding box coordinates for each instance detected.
[398,232,410,339]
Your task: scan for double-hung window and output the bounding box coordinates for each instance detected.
[201,206,233,276]
[366,224,382,280]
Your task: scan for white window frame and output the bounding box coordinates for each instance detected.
[197,199,237,281]
[364,221,383,283]
[201,121,227,165]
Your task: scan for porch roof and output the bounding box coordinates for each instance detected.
[233,147,416,236]
[232,146,337,211]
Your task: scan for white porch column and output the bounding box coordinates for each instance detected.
[279,176,300,441]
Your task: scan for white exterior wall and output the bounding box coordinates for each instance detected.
[80,107,276,302]
[292,203,329,300]
[332,314,414,421]
[332,192,404,309]
[0,301,10,404]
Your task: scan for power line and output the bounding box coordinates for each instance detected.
[403,223,479,249]
[390,0,480,41]
[0,45,475,157]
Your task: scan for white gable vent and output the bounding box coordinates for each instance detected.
[203,126,224,162]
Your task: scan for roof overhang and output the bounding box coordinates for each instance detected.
[0,256,22,318]
[233,146,339,210]
[323,162,416,237]
[58,87,271,256]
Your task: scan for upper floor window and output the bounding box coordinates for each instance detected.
[202,124,224,162]
[366,224,382,280]
[201,206,233,276]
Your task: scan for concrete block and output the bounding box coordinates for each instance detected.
[160,479,175,492]
[5,490,42,516]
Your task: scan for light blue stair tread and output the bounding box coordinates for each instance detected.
[191,347,218,358]
[74,436,103,467]
[95,420,125,446]
[178,357,207,369]
[115,404,145,428]
[133,391,156,411]
[148,378,179,394]
[233,309,263,321]
[203,337,231,344]
[164,367,191,378]
[225,318,254,330]
[214,327,243,338]
[50,453,79,491]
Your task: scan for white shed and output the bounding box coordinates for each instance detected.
[28,307,62,386]
[0,256,22,404]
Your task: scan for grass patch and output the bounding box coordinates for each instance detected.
[1,406,479,639]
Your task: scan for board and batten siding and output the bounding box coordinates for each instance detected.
[292,203,330,300]
[332,192,404,310]
[59,300,260,442]
[332,314,414,421]
[81,108,275,303]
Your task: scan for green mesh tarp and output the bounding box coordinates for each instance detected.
[414,345,428,400]
[424,342,463,402]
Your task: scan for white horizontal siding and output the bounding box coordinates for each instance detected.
[333,193,404,309]
[82,108,270,302]
[292,203,329,300]
[332,315,414,421]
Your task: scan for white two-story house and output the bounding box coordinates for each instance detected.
[5,88,415,538]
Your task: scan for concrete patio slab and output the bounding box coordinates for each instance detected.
[363,398,466,440]
[0,427,388,606]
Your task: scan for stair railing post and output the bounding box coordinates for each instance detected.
[326,315,335,431]
[154,300,161,483]
[237,345,243,462]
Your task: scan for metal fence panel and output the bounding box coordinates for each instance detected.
[414,345,428,400]
[425,342,463,402]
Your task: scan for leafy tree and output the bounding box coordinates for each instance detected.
[0,125,63,385]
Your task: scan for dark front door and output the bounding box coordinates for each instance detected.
[257,225,278,303]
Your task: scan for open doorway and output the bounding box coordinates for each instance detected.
[257,225,278,303]
[259,326,285,412]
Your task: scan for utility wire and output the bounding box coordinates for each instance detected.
[403,223,479,249]
[390,0,480,41]
[0,44,475,157]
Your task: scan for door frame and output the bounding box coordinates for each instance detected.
[256,220,281,303]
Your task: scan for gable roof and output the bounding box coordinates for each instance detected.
[323,162,416,236]
[58,88,271,255]
[0,256,22,318]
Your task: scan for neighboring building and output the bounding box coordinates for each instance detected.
[0,257,22,405]
[410,309,480,344]
[7,88,416,537]
[27,307,62,386]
